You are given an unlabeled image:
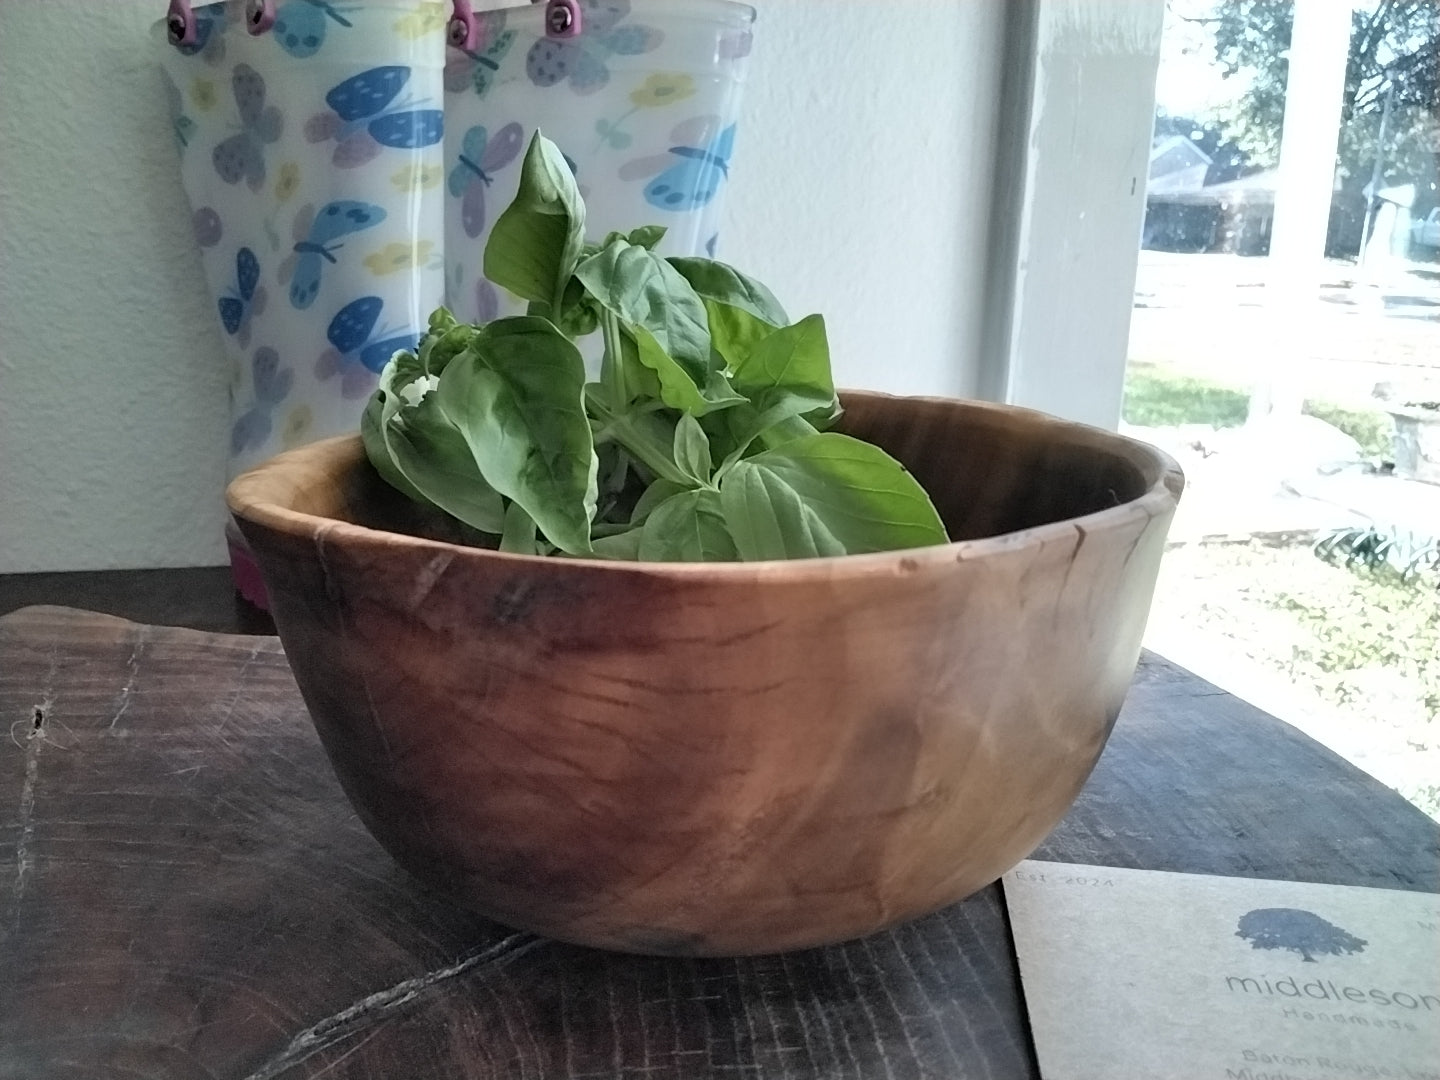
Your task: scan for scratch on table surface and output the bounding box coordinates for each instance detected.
[108,625,150,732]
[213,641,268,737]
[12,698,48,910]
[239,933,545,1080]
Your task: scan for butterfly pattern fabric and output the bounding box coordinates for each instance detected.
[442,0,750,326]
[162,71,195,149]
[315,296,419,399]
[213,64,283,191]
[305,65,445,168]
[444,10,517,97]
[161,2,448,474]
[272,1,356,59]
[159,0,749,471]
[278,200,387,309]
[218,246,268,349]
[524,0,663,96]
[619,119,735,212]
[231,347,294,453]
[447,123,524,239]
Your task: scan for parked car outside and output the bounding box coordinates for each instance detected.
[1411,208,1440,249]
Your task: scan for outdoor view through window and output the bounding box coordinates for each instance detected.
[1124,0,1439,820]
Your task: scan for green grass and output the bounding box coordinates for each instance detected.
[1300,401,1392,460]
[1122,367,1249,428]
[1123,365,1393,459]
[1152,541,1440,819]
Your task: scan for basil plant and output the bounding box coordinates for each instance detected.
[362,133,948,562]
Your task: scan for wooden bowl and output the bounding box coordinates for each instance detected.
[227,391,1183,955]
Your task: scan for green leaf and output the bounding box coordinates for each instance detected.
[673,414,712,485]
[629,477,688,525]
[362,387,426,503]
[630,328,720,417]
[483,132,585,313]
[434,316,597,554]
[575,239,712,381]
[701,300,781,371]
[710,316,840,468]
[719,433,948,561]
[589,527,644,560]
[729,313,836,413]
[499,500,539,555]
[667,257,789,325]
[361,357,507,535]
[541,275,600,339]
[417,313,479,378]
[639,488,739,562]
[627,224,668,250]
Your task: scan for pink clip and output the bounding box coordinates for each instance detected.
[448,0,479,51]
[244,0,276,35]
[544,0,582,39]
[165,0,197,47]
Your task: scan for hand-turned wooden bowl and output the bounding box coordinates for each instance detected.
[227,391,1183,956]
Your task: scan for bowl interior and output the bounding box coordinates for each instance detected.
[265,392,1167,549]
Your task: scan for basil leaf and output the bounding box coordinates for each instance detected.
[639,488,739,562]
[632,327,745,417]
[575,239,712,382]
[711,315,839,467]
[543,275,600,339]
[361,386,426,504]
[499,500,539,555]
[418,315,478,378]
[361,359,506,535]
[673,414,712,485]
[615,329,662,402]
[589,527,644,560]
[668,257,789,325]
[729,313,836,413]
[719,433,948,561]
[701,300,780,371]
[434,316,597,555]
[484,132,585,313]
[627,224,667,250]
[630,477,689,525]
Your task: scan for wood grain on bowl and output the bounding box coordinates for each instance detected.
[227,391,1183,955]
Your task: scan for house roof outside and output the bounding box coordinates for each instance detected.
[1148,134,1213,194]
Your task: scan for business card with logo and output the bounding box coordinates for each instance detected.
[1002,860,1440,1080]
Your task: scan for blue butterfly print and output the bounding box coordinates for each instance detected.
[231,347,294,454]
[304,66,443,169]
[621,121,736,212]
[316,296,418,398]
[273,0,355,58]
[278,201,387,310]
[218,247,268,349]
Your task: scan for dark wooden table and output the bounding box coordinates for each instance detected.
[2,570,1437,1080]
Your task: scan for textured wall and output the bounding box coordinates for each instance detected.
[0,0,1005,573]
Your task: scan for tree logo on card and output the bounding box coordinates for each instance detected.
[1236,908,1368,963]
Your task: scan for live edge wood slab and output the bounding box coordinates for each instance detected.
[2,605,1436,1079]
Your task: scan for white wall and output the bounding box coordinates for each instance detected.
[0,0,1007,573]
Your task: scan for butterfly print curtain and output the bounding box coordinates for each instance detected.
[160,0,753,478]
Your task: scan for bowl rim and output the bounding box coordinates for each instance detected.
[227,390,1185,583]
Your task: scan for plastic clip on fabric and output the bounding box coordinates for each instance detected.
[165,0,196,47]
[448,0,479,52]
[545,0,583,39]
